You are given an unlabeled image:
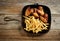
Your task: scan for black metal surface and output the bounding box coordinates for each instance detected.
[22,4,51,36]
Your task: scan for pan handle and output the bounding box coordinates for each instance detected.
[34,3,38,6]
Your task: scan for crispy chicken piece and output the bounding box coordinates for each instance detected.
[40,16,48,23]
[33,8,39,17]
[33,12,39,18]
[37,6,44,16]
[44,13,48,21]
[30,8,34,13]
[25,7,31,16]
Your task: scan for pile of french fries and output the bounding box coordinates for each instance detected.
[24,16,49,33]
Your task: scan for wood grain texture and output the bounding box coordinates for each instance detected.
[0,14,60,29]
[0,0,60,41]
[0,29,60,39]
[0,39,60,41]
[0,0,60,14]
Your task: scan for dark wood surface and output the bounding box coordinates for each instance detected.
[0,0,60,41]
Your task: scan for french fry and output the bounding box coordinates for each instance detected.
[23,16,49,33]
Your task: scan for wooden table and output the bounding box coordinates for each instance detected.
[0,0,60,41]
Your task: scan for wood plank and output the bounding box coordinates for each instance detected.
[0,29,60,40]
[0,5,23,14]
[0,14,60,29]
[0,39,60,41]
[0,4,60,14]
[0,0,60,14]
[0,0,60,41]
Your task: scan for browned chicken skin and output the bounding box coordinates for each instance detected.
[40,13,48,23]
[25,7,31,16]
[25,6,48,23]
[33,8,39,18]
[40,16,48,23]
[37,6,44,16]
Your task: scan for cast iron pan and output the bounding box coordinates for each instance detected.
[22,3,51,36]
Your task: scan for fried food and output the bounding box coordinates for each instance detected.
[33,12,39,18]
[24,16,49,33]
[40,16,48,23]
[30,8,34,13]
[37,6,44,16]
[24,6,49,33]
[33,8,39,17]
[25,7,31,16]
[44,13,48,21]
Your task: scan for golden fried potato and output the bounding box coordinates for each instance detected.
[24,16,49,33]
